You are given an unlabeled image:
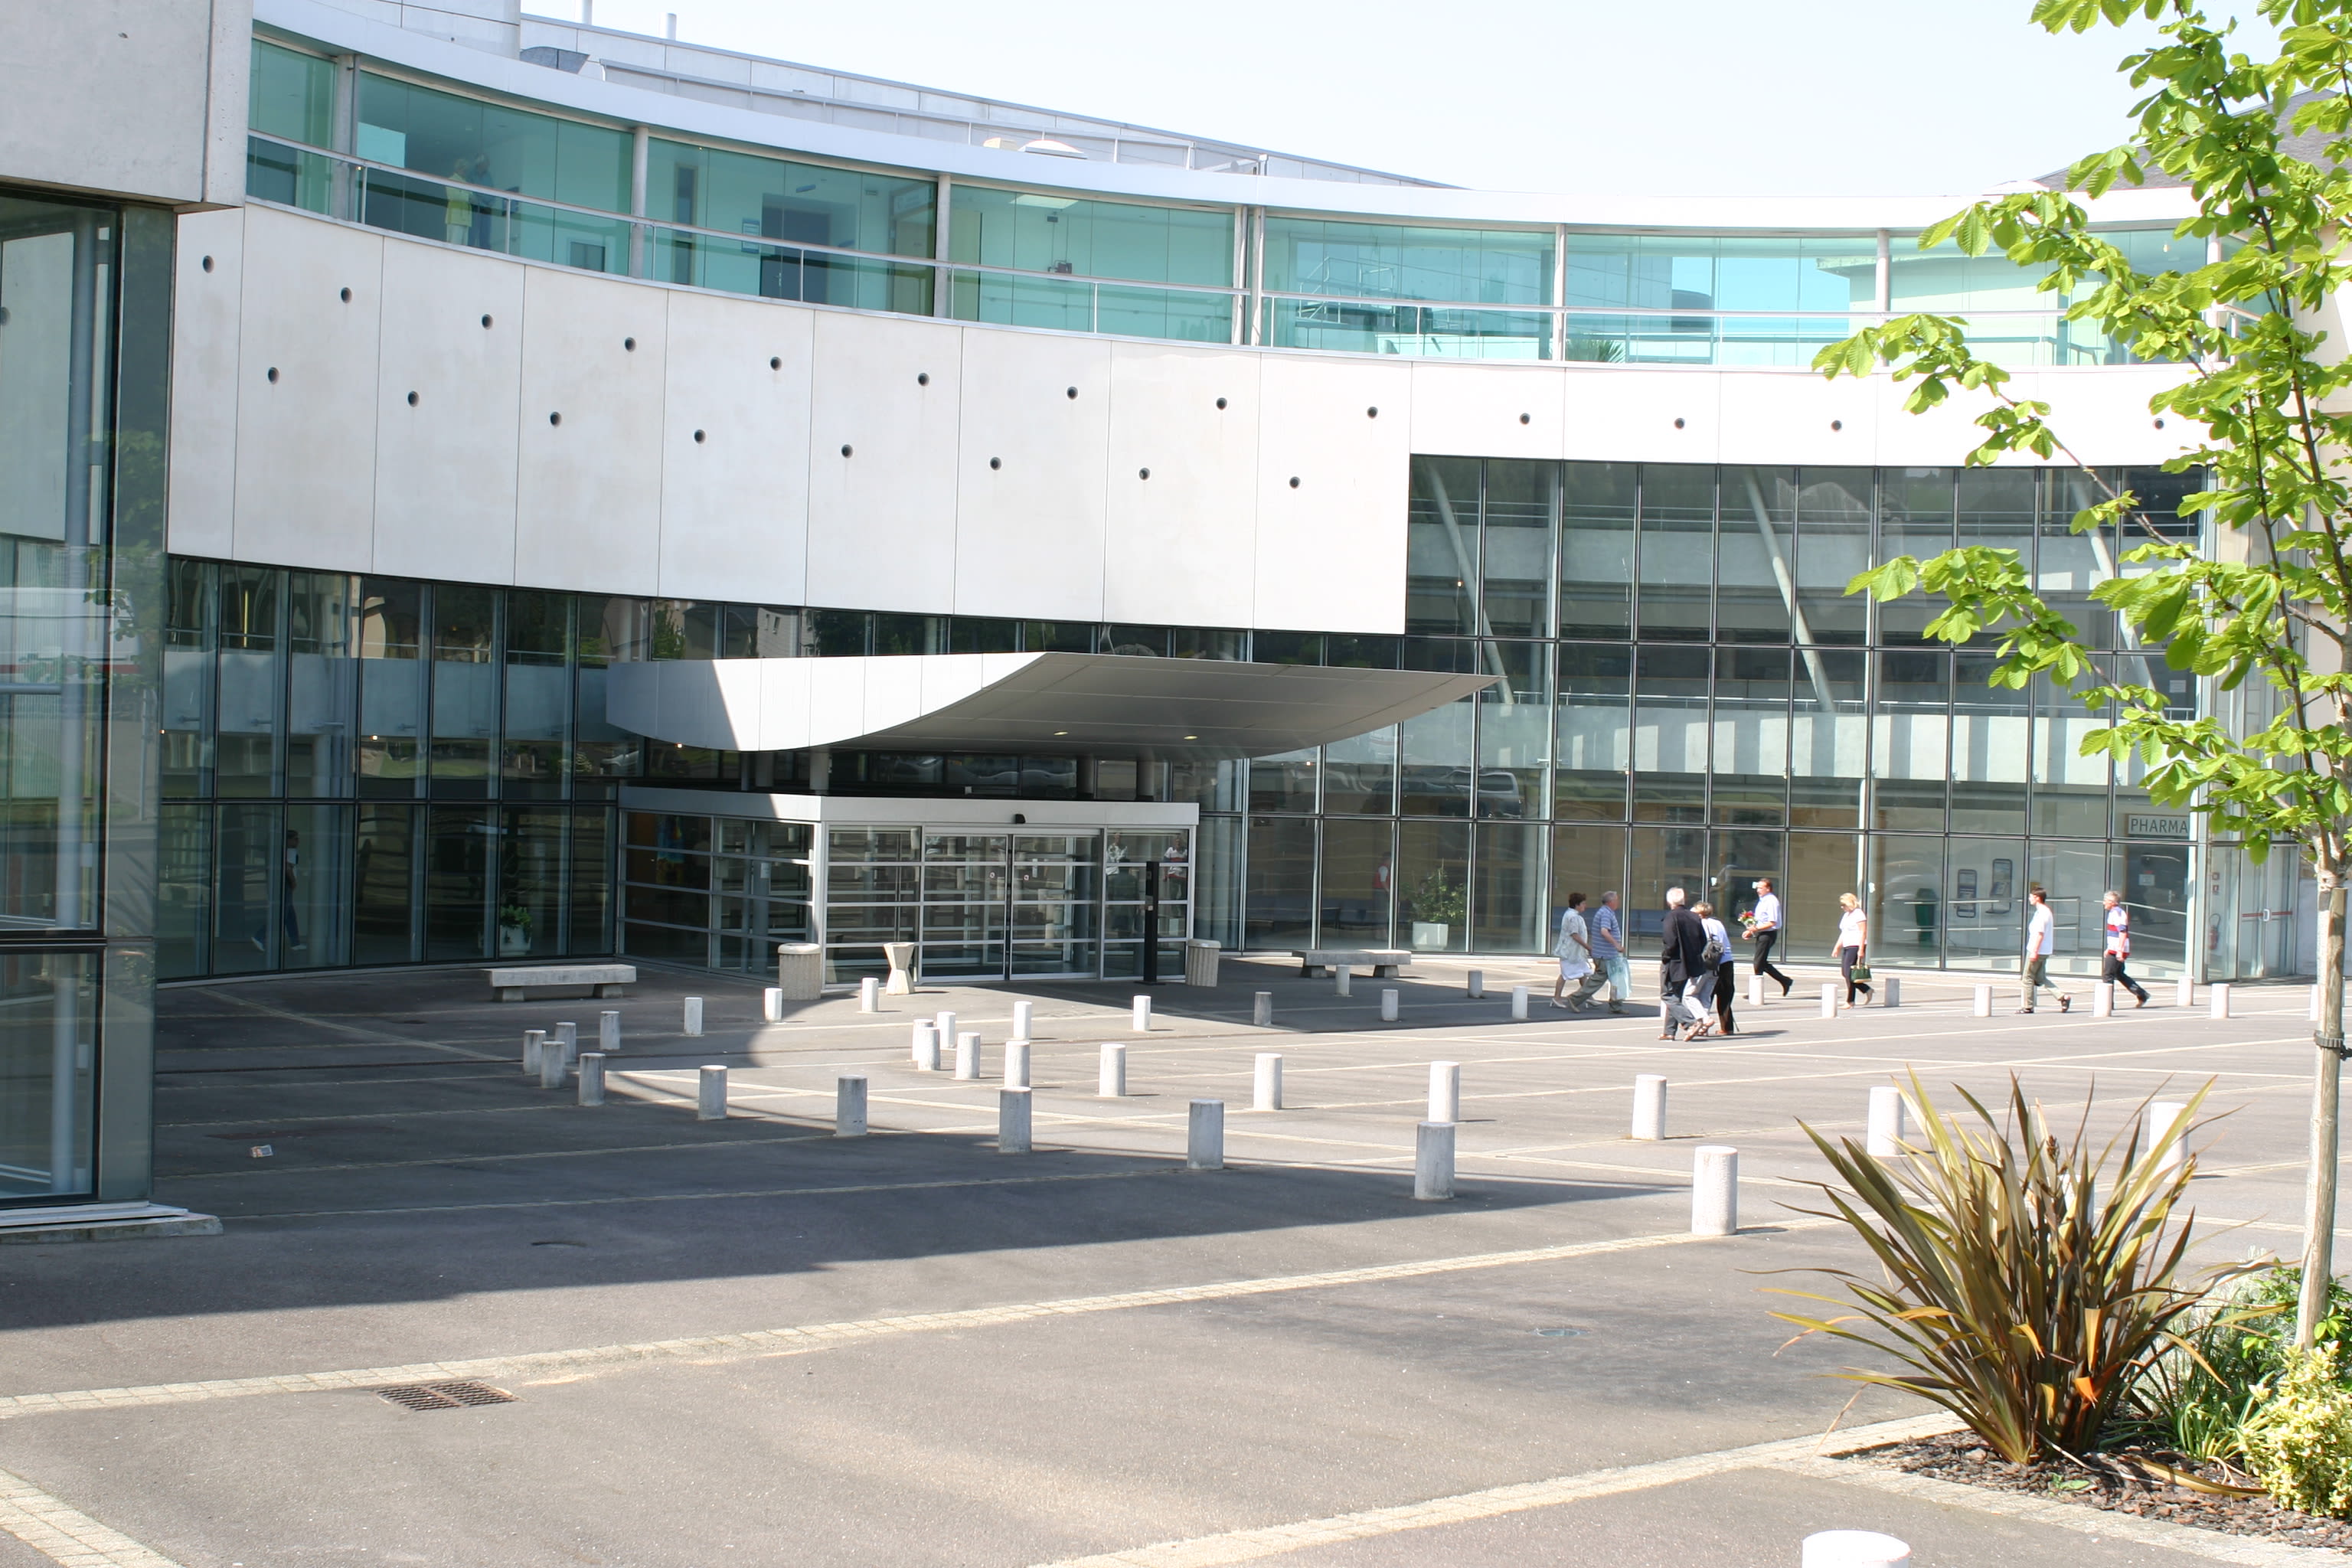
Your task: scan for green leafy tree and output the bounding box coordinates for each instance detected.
[1817,0,2350,1344]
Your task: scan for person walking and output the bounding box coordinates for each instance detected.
[1697,900,1736,1036]
[2018,887,2071,1013]
[2102,890,2149,1007]
[1746,877,1792,998]
[1660,887,1710,1040]
[1587,891,1632,1015]
[1835,892,1873,1009]
[1552,892,1594,1011]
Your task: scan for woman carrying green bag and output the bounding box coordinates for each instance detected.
[1835,892,1873,1009]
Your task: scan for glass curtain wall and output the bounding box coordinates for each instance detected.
[1211,459,2205,979]
[949,186,1233,340]
[1262,218,1556,358]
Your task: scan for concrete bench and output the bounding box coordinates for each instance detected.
[488,964,637,1002]
[1295,949,1413,979]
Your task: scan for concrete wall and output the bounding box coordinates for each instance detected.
[303,0,520,56]
[168,204,2200,635]
[0,0,250,207]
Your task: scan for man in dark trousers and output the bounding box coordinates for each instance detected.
[1658,886,1710,1040]
[1746,877,1792,997]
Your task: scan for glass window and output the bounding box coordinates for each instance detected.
[1559,462,1635,637]
[1868,836,1945,969]
[425,805,492,960]
[1950,651,2028,835]
[1628,825,1708,944]
[1566,234,1876,313]
[499,808,566,960]
[504,590,570,799]
[1476,641,1549,819]
[1637,465,1713,642]
[211,802,282,975]
[652,139,934,256]
[1946,835,2026,971]
[354,802,417,962]
[1481,460,1555,637]
[1319,818,1394,947]
[0,953,97,1197]
[1472,822,1545,952]
[1878,468,1956,640]
[568,806,614,955]
[1554,644,1631,822]
[163,559,215,799]
[429,585,497,793]
[1633,645,1709,821]
[1713,646,1789,826]
[1400,687,1475,818]
[952,187,1229,286]
[1398,819,1471,953]
[1717,466,1794,643]
[250,41,335,149]
[158,802,211,979]
[1247,749,1318,815]
[1322,725,1396,815]
[1873,648,1951,831]
[358,73,631,213]
[1783,831,1861,960]
[1793,468,1873,644]
[358,579,423,798]
[1550,829,1628,946]
[1265,218,1553,305]
[214,565,283,799]
[283,802,351,969]
[1791,648,1867,829]
[1244,816,1315,952]
[286,572,357,798]
[1407,458,1481,635]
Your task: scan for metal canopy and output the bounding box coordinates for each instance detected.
[606,652,1497,760]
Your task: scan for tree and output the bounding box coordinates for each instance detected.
[1818,0,2350,1344]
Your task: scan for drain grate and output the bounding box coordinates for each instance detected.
[376,1380,516,1412]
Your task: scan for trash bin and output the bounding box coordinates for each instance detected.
[1184,939,1220,988]
[776,942,823,1001]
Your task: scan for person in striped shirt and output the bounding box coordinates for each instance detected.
[1584,890,1632,1015]
[2102,890,2151,1008]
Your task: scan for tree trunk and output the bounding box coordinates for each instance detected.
[2300,867,2348,1346]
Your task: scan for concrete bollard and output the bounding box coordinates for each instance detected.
[858,977,880,1014]
[1692,1145,1740,1236]
[1380,988,1400,1022]
[540,1038,568,1089]
[2177,975,2195,1008]
[1132,995,1152,1032]
[935,1011,958,1054]
[683,996,704,1037]
[1334,965,1351,997]
[835,1074,868,1136]
[1821,982,1839,1018]
[1099,1042,1126,1098]
[1747,972,1763,1008]
[599,1011,619,1054]
[1254,1053,1282,1112]
[1466,969,1485,999]
[998,1086,1033,1154]
[1801,1531,1911,1568]
[1004,1040,1031,1090]
[1510,984,1529,1021]
[1252,991,1273,1027]
[1187,1099,1224,1171]
[1415,1121,1456,1201]
[2149,1099,2190,1175]
[1972,984,1993,1018]
[577,1051,605,1106]
[763,987,785,1023]
[1867,1086,1906,1157]
[955,1031,981,1080]
[912,1021,939,1070]
[555,1021,578,1064]
[1632,1074,1667,1141]
[2210,982,2233,1020]
[1429,1060,1461,1124]
[523,1028,546,1075]
[2092,981,2115,1018]
[1012,1000,1034,1043]
[1883,975,1901,1009]
[697,1064,727,1120]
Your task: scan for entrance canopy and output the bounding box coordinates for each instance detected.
[606,652,1496,760]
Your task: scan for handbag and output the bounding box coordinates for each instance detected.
[1848,962,1873,983]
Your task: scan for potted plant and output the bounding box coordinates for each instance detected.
[1406,871,1464,951]
[497,903,533,956]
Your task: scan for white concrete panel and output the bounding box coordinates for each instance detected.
[1717,371,1877,466]
[2022,368,2198,469]
[1409,362,1568,462]
[0,0,246,206]
[1102,343,1259,628]
[230,207,384,570]
[166,209,245,560]
[658,292,813,605]
[1563,368,1721,466]
[513,267,666,593]
[805,312,962,614]
[1252,354,1413,635]
[371,242,523,583]
[953,329,1114,622]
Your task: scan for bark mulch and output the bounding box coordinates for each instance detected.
[1856,1431,2352,1550]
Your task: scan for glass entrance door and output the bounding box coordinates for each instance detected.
[917,831,1101,981]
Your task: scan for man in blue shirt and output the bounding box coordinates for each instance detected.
[1746,877,1792,998]
[1583,890,1631,1015]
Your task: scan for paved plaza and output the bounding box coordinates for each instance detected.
[0,957,2339,1567]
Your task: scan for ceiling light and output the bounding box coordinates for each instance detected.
[1013,193,1078,209]
[1183,734,1197,740]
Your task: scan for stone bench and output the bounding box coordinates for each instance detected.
[488,964,637,1002]
[1295,949,1413,979]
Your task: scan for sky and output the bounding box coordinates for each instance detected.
[555,0,2278,198]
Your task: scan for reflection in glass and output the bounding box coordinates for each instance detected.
[1868,835,1945,969]
[1319,818,1395,946]
[353,804,416,963]
[1791,649,1867,828]
[430,586,497,792]
[1480,461,1556,636]
[1632,646,1709,821]
[211,802,280,975]
[1407,458,1481,635]
[1247,749,1318,815]
[1472,822,1544,952]
[358,580,423,796]
[1794,469,1873,644]
[425,806,492,960]
[1945,835,2026,970]
[1476,642,1550,818]
[215,567,282,798]
[0,954,97,1197]
[283,803,351,969]
[1712,647,1789,825]
[287,572,357,797]
[1878,469,1956,641]
[1717,467,1795,643]
[1553,645,1629,820]
[1559,462,1634,637]
[1872,649,1950,831]
[1322,726,1396,815]
[1637,466,1713,642]
[1245,816,1314,952]
[1950,652,2028,834]
[1399,819,1471,953]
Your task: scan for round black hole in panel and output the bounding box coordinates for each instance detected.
[917,372,930,386]
[201,255,214,273]
[1831,419,1843,431]
[2154,417,2167,430]
[1065,386,1077,399]
[549,412,562,426]
[1520,413,1531,425]
[1673,416,1685,429]
[1366,406,1377,418]
[1138,468,1150,480]
[841,444,853,458]
[1289,475,1301,488]
[481,314,493,328]
[769,356,782,370]
[266,367,279,384]
[1215,397,1227,410]
[623,336,636,351]
[694,430,706,443]
[990,457,1001,470]
[407,390,418,407]
[339,286,352,303]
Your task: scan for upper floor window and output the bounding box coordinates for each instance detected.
[355,72,632,214]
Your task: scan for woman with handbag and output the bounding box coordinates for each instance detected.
[1694,901,1736,1036]
[1835,892,1873,1009]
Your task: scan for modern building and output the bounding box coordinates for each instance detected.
[0,0,2317,1214]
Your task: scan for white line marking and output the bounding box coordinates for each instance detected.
[0,1464,183,1567]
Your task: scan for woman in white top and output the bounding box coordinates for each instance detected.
[1835,892,1873,1009]
[1695,901,1736,1037]
[1552,893,1593,1010]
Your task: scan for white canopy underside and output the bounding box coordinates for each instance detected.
[606,652,1497,760]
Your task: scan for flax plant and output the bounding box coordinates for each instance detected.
[1771,1076,2213,1463]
